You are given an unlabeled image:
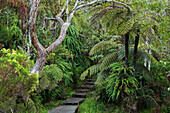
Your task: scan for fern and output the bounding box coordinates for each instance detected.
[100,52,119,71]
[95,70,109,86]
[39,64,64,91]
[80,64,100,80]
[89,41,121,56]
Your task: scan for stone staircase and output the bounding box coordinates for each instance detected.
[48,79,95,113]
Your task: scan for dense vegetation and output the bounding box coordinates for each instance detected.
[0,0,169,112]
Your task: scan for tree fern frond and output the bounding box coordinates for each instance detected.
[80,69,89,80]
[118,19,134,35]
[128,48,158,62]
[87,5,105,17]
[49,79,58,91]
[100,52,119,71]
[90,7,115,24]
[135,62,152,81]
[80,64,100,80]
[89,41,121,56]
[95,70,109,86]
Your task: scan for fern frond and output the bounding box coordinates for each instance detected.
[89,41,120,56]
[49,79,58,91]
[95,70,109,86]
[135,62,152,81]
[80,69,89,80]
[100,52,119,71]
[144,50,158,62]
[39,75,50,90]
[118,19,134,35]
[80,64,100,80]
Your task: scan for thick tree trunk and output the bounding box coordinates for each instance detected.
[133,30,139,69]
[29,0,70,74]
[30,55,47,74]
[125,32,129,66]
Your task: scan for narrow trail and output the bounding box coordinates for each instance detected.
[48,79,96,113]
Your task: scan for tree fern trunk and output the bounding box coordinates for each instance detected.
[125,32,129,66]
[133,30,140,69]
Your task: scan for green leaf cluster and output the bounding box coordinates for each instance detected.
[0,48,37,112]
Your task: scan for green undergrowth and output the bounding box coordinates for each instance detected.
[79,96,115,113]
[38,87,76,112]
[79,90,169,113]
[37,100,64,113]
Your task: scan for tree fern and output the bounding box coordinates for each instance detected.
[80,64,100,80]
[100,52,119,71]
[95,70,109,86]
[89,41,121,56]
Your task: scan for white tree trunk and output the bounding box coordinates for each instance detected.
[148,49,152,71]
[28,0,133,74]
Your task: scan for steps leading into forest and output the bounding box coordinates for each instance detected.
[63,98,85,105]
[72,92,87,98]
[85,79,96,82]
[49,105,78,113]
[48,78,96,113]
[76,89,90,93]
[85,81,95,85]
[78,85,94,90]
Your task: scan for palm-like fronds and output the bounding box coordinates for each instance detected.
[100,52,119,71]
[95,70,109,86]
[89,41,121,56]
[80,42,158,80]
[80,64,100,80]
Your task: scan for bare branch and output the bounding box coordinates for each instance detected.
[142,95,158,105]
[45,17,57,21]
[68,0,133,22]
[46,23,70,54]
[68,0,79,22]
[29,0,45,54]
[49,22,58,30]
[58,4,66,17]
[40,19,46,30]
[55,16,64,26]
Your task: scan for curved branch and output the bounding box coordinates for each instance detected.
[29,0,45,55]
[75,0,133,12]
[46,23,70,54]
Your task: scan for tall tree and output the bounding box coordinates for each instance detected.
[28,0,133,74]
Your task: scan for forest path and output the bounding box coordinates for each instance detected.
[48,79,95,113]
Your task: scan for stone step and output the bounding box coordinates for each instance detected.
[86,79,96,82]
[72,92,87,98]
[85,82,94,85]
[48,105,78,113]
[76,89,90,93]
[63,98,85,105]
[78,85,94,89]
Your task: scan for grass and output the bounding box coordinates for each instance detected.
[79,91,116,113]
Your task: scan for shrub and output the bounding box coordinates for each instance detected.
[0,48,37,112]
